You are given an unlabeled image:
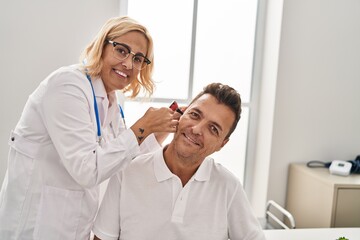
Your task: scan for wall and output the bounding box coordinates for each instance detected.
[251,0,360,216]
[246,0,284,217]
[0,0,119,183]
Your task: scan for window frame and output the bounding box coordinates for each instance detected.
[118,0,260,190]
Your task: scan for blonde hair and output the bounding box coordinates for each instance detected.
[80,16,154,98]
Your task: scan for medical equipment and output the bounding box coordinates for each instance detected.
[86,73,126,143]
[307,155,360,175]
[169,100,183,115]
[329,160,352,176]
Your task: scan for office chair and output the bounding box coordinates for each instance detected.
[263,200,296,229]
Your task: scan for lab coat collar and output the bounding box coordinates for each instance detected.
[154,148,212,183]
[90,76,118,127]
[90,77,118,102]
[91,76,107,98]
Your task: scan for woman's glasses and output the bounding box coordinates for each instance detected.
[106,40,151,70]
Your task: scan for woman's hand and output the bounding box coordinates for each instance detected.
[130,107,181,144]
[154,105,188,145]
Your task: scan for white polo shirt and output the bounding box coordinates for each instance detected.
[93,148,265,240]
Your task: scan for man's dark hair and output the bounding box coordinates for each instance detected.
[189,83,241,139]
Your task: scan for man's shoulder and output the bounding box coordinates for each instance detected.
[127,149,161,169]
[209,159,242,187]
[210,159,238,178]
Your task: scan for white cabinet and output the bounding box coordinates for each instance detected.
[285,163,360,228]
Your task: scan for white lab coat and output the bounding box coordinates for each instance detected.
[0,64,160,240]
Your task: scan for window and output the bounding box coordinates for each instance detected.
[119,0,258,183]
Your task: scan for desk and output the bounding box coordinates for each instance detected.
[264,228,360,240]
[286,163,360,227]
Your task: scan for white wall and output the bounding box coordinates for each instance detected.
[250,0,360,216]
[247,0,284,217]
[0,0,119,183]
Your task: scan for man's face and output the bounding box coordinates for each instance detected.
[171,94,235,163]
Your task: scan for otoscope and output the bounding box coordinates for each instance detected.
[169,101,183,115]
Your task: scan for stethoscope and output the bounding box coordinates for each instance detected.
[85,73,126,144]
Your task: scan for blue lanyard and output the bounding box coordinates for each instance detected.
[85,73,126,141]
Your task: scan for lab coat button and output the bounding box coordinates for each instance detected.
[11,137,15,141]
[93,150,96,154]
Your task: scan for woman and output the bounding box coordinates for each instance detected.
[0,16,180,239]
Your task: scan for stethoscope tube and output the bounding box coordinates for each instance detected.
[86,73,102,141]
[85,73,126,144]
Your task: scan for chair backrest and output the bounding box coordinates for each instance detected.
[265,200,296,229]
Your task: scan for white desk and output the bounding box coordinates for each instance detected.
[264,228,360,240]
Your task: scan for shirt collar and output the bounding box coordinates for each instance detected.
[153,147,213,183]
[193,157,212,182]
[154,148,173,182]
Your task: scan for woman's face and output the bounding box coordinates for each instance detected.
[100,31,148,93]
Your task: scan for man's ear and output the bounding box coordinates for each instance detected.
[221,138,229,148]
[180,106,188,113]
[216,138,229,152]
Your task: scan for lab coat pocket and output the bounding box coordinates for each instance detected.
[34,186,84,240]
[8,130,41,159]
[1,132,41,236]
[6,131,40,200]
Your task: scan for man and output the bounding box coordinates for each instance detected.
[93,83,265,240]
